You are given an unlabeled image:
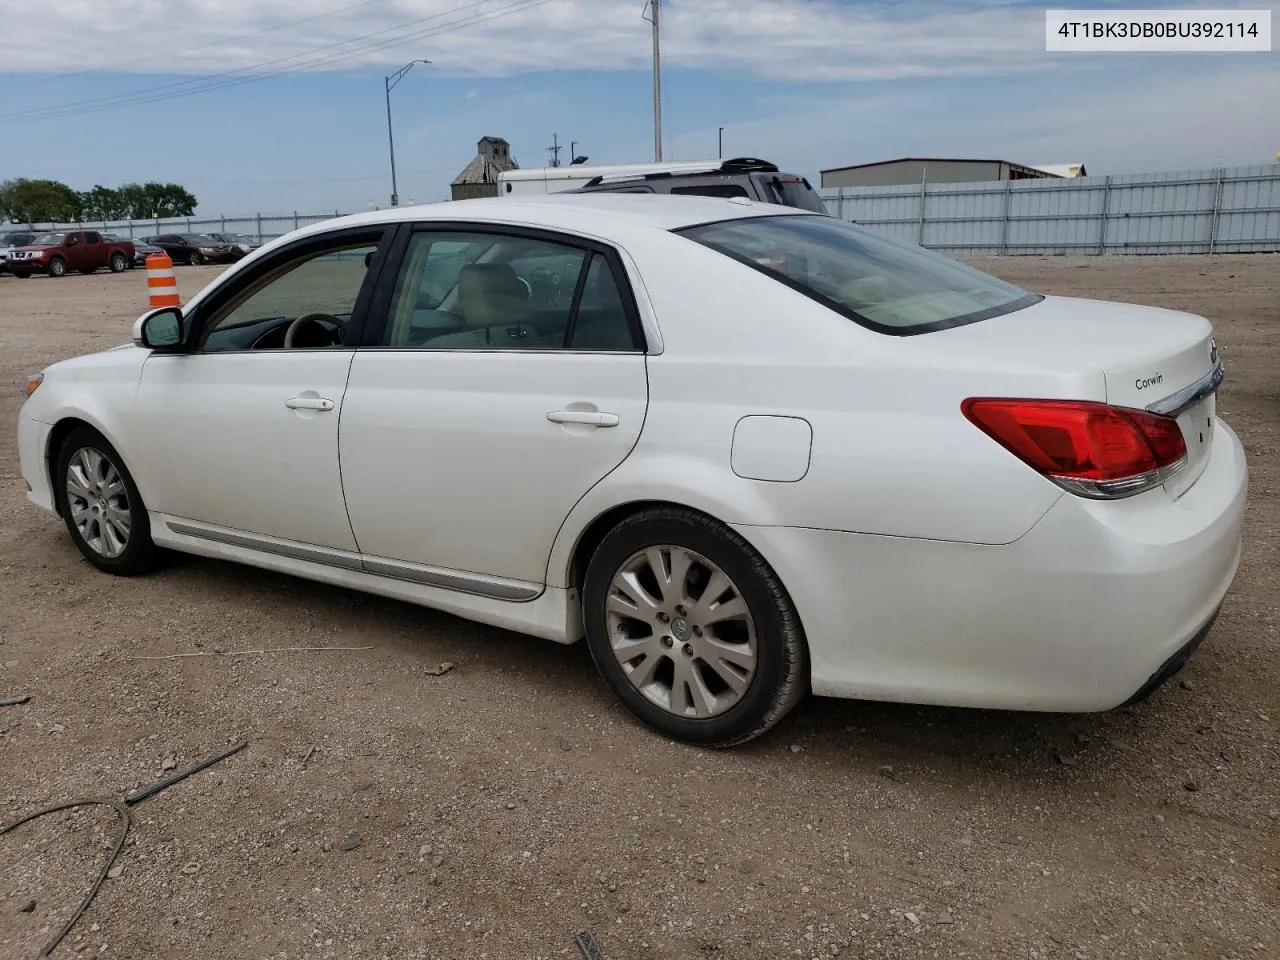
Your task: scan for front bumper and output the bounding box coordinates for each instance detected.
[735,419,1248,713]
[18,412,56,515]
[5,257,47,273]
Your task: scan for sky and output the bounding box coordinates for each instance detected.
[1,0,1277,216]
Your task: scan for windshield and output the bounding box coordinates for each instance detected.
[31,233,66,246]
[678,214,1041,335]
[757,175,828,214]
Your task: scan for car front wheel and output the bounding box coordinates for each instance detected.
[48,257,67,277]
[582,507,809,747]
[188,251,204,265]
[55,427,158,575]
[109,253,127,273]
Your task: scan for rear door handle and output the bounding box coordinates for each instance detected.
[547,410,620,428]
[286,396,335,412]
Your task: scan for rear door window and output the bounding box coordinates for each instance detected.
[670,183,751,199]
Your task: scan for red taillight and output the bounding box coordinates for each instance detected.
[962,398,1187,499]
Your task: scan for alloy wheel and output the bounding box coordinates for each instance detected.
[65,447,132,559]
[605,545,758,719]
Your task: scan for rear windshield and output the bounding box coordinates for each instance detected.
[756,175,828,213]
[677,214,1041,335]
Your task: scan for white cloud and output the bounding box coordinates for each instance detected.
[5,0,1061,81]
[664,62,1280,178]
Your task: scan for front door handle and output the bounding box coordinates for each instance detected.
[286,396,335,412]
[547,409,620,428]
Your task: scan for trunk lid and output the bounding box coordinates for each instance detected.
[934,295,1221,499]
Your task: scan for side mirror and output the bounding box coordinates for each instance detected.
[132,307,185,349]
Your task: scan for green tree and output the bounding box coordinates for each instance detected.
[0,178,82,224]
[77,185,129,221]
[116,181,198,219]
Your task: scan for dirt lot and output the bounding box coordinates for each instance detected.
[1,256,1277,960]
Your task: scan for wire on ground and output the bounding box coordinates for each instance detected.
[0,739,248,959]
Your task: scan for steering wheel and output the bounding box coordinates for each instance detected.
[283,313,347,348]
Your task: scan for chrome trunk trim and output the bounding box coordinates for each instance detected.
[1146,362,1224,417]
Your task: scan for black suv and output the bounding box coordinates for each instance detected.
[566,158,828,213]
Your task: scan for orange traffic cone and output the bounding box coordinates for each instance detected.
[145,252,180,309]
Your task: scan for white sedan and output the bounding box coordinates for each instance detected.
[17,194,1247,746]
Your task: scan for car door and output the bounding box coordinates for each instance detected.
[339,224,650,593]
[84,231,104,270]
[132,226,394,553]
[63,232,85,270]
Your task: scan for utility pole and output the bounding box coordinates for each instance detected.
[547,133,562,168]
[644,0,663,162]
[718,126,724,159]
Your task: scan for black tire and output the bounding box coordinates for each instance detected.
[188,251,204,266]
[54,427,159,576]
[48,257,67,278]
[109,253,127,273]
[12,270,31,279]
[582,507,809,747]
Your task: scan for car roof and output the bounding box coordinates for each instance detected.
[301,192,810,237]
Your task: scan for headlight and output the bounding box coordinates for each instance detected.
[23,373,43,398]
[200,247,217,254]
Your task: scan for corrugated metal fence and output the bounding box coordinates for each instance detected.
[16,164,1280,256]
[21,211,351,246]
[820,164,1280,256]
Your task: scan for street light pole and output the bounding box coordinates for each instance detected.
[385,59,430,207]
[718,127,724,159]
[643,0,662,162]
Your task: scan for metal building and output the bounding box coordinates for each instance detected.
[450,137,519,201]
[820,157,1064,189]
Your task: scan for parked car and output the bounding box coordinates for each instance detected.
[146,233,238,265]
[5,230,134,277]
[501,157,829,213]
[108,235,165,268]
[17,194,1246,747]
[207,233,256,257]
[1,231,38,275]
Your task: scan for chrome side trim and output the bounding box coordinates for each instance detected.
[165,520,365,571]
[361,558,540,601]
[163,519,540,602]
[1146,362,1224,416]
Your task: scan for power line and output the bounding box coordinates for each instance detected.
[211,163,461,187]
[10,0,390,88]
[0,0,522,122]
[0,0,552,125]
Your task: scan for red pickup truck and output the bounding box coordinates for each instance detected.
[4,229,135,278]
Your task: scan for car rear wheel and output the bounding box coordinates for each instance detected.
[582,507,809,747]
[109,253,127,273]
[48,257,67,277]
[55,427,159,576]
[188,251,204,266]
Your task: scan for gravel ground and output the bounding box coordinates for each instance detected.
[1,256,1277,960]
